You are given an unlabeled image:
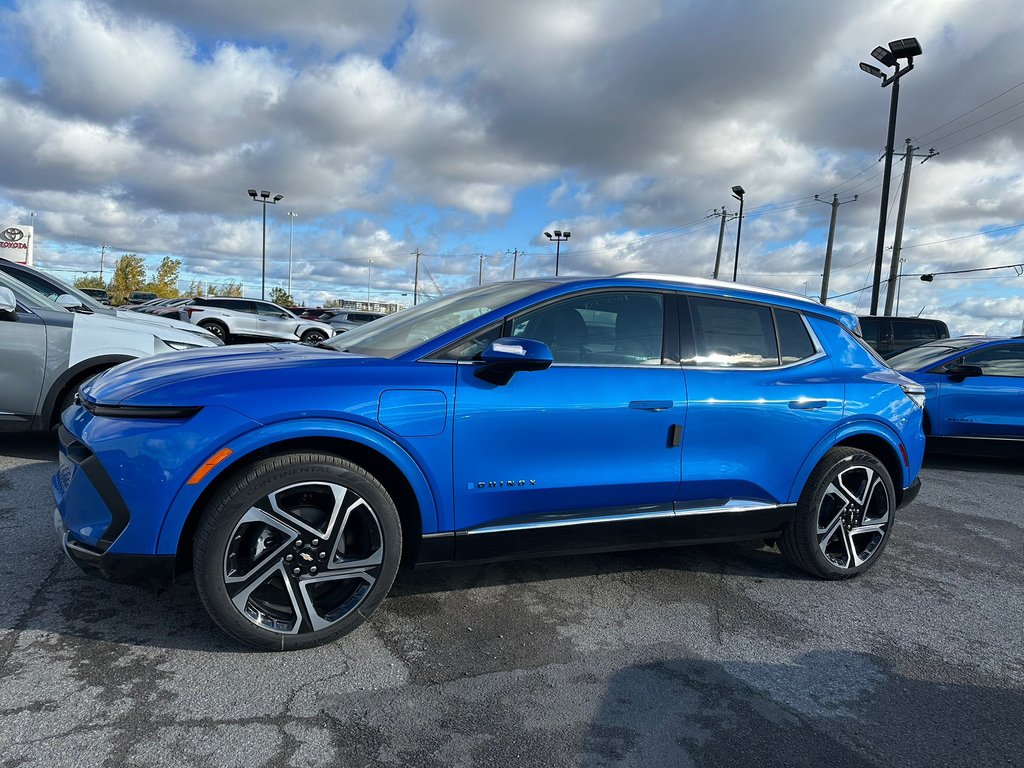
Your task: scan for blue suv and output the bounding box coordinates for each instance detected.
[53,274,925,649]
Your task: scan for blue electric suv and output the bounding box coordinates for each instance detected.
[53,274,926,649]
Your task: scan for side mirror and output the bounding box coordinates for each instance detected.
[56,294,84,310]
[476,337,554,385]
[946,363,983,382]
[0,286,16,314]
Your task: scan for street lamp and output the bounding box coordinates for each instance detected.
[286,211,297,297]
[860,36,921,315]
[730,186,745,282]
[544,230,571,276]
[247,188,284,300]
[366,258,374,305]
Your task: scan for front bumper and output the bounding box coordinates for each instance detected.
[54,508,177,590]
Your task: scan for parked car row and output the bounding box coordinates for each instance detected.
[177,297,335,344]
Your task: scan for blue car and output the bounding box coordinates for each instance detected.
[887,336,1024,445]
[53,274,926,649]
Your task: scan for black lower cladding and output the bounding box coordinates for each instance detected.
[60,531,177,590]
[453,505,796,562]
[899,477,922,509]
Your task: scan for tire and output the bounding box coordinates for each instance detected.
[52,371,103,428]
[779,446,896,580]
[300,329,327,345]
[199,320,229,343]
[193,452,402,650]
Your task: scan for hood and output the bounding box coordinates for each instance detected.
[114,309,220,341]
[82,342,369,406]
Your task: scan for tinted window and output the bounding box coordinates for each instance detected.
[435,323,504,360]
[0,268,60,301]
[776,310,816,363]
[687,297,777,368]
[209,299,255,313]
[256,302,289,317]
[513,292,664,365]
[962,344,1024,377]
[859,318,879,346]
[893,320,939,345]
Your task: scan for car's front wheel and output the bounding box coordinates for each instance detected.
[779,446,896,579]
[300,329,327,345]
[193,452,402,650]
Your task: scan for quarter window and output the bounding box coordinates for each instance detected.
[961,345,1024,377]
[513,292,665,364]
[776,310,817,363]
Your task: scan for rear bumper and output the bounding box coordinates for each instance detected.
[899,477,922,509]
[54,508,177,590]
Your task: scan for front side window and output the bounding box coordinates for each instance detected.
[687,297,777,368]
[962,344,1024,377]
[511,291,664,365]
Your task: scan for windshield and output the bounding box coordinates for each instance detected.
[0,262,110,313]
[888,343,970,371]
[322,280,552,358]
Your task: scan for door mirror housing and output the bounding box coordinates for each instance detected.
[56,294,84,311]
[0,286,16,314]
[476,337,554,385]
[946,363,983,382]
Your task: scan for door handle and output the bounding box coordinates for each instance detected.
[788,399,828,410]
[629,400,674,411]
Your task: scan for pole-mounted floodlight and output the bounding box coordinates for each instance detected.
[731,186,745,282]
[861,36,921,315]
[545,229,571,276]
[247,187,284,300]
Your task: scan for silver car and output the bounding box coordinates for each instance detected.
[0,272,220,431]
[179,297,333,344]
[319,309,386,333]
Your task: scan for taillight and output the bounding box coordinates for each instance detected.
[186,307,201,318]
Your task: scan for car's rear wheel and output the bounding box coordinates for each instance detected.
[779,446,895,579]
[193,452,402,650]
[300,329,327,345]
[198,320,229,343]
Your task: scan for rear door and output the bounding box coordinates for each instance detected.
[677,296,845,505]
[937,343,1024,437]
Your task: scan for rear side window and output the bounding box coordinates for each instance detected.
[687,297,777,368]
[893,320,939,345]
[962,344,1024,377]
[859,318,879,346]
[776,310,816,363]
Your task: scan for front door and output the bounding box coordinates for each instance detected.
[0,303,48,426]
[451,290,685,552]
[937,343,1024,437]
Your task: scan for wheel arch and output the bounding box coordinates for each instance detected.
[789,420,909,507]
[42,354,135,427]
[168,428,436,577]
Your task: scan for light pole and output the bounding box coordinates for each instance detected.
[247,188,283,300]
[859,36,921,315]
[544,230,571,276]
[731,186,745,282]
[366,258,374,305]
[286,211,297,298]
[478,254,485,285]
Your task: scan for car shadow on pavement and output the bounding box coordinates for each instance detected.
[923,450,1023,476]
[0,432,58,461]
[580,650,1024,767]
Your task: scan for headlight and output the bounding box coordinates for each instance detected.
[162,339,204,351]
[900,383,926,409]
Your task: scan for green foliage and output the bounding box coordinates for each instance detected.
[107,254,146,304]
[73,275,106,290]
[149,257,181,298]
[269,287,294,307]
[208,281,244,297]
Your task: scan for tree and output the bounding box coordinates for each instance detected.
[107,254,146,304]
[185,279,205,297]
[208,281,244,297]
[148,257,181,298]
[73,275,106,290]
[269,287,295,307]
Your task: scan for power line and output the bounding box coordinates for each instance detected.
[926,95,1024,146]
[915,78,1024,142]
[933,111,1024,155]
[900,221,1024,250]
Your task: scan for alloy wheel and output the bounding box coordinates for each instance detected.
[816,464,890,569]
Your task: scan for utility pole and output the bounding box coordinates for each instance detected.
[509,247,520,280]
[99,243,108,281]
[413,249,421,306]
[708,208,736,280]
[815,193,858,304]
[884,140,937,315]
[286,211,297,297]
[478,254,485,285]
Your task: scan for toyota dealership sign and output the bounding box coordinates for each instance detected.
[0,225,33,265]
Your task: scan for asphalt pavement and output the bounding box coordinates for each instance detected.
[1,432,1022,767]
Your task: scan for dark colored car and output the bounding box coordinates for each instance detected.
[79,287,111,305]
[888,336,1024,448]
[127,291,159,304]
[857,316,950,358]
[55,274,926,650]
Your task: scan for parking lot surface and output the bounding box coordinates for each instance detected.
[1,434,1022,767]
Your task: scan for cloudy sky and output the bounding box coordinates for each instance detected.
[1,0,1023,333]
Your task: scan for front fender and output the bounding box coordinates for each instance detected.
[155,417,442,556]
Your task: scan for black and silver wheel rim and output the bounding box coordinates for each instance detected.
[303,331,326,344]
[816,464,890,569]
[223,481,384,635]
[203,323,226,340]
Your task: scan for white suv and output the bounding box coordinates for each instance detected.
[180,297,333,344]
[0,271,220,431]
